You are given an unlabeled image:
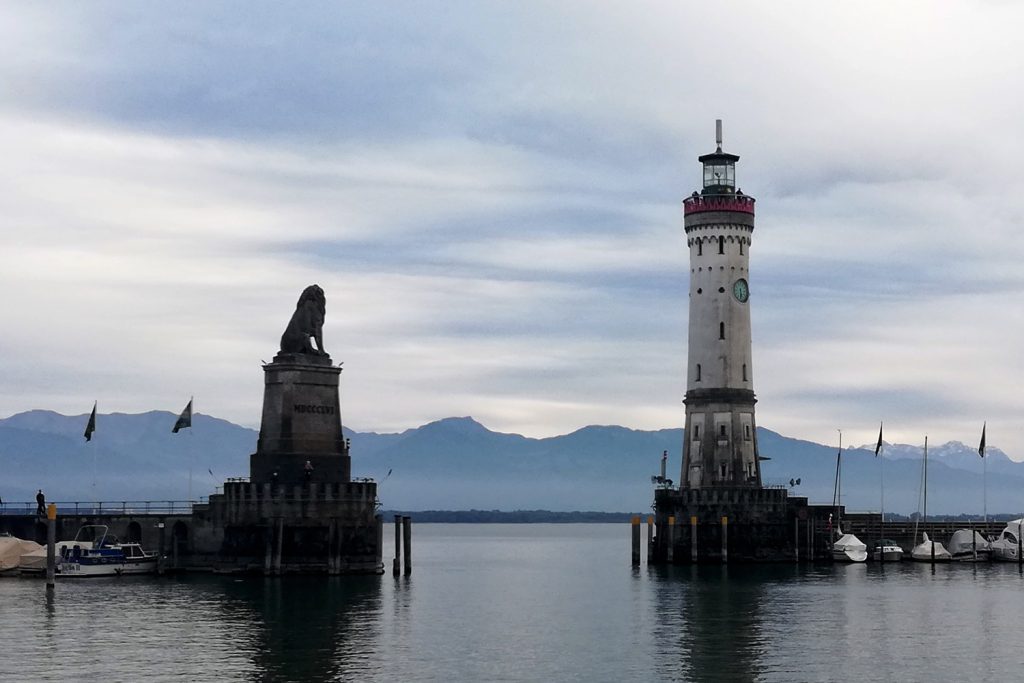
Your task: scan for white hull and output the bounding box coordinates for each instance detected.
[59,557,158,577]
[833,548,868,562]
[872,548,904,562]
[990,542,1020,562]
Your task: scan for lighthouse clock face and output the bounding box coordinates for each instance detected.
[733,278,749,303]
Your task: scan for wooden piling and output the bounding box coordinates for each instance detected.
[45,504,57,588]
[1018,526,1022,568]
[631,516,641,566]
[794,518,799,563]
[393,514,401,576]
[721,516,728,564]
[402,516,412,576]
[273,517,284,574]
[667,516,675,563]
[690,516,698,562]
[646,515,654,563]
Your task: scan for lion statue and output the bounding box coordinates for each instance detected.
[279,284,328,356]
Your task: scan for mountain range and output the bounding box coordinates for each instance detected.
[0,410,1018,515]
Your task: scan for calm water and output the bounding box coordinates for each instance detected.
[3,524,1024,682]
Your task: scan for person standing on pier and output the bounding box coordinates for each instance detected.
[36,489,45,516]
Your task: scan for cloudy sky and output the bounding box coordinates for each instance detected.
[1,1,1022,458]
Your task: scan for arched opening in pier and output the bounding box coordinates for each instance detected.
[127,521,142,543]
[172,521,189,558]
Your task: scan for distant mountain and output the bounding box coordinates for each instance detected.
[1,410,1021,515]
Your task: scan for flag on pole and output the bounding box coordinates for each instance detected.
[874,422,883,457]
[978,422,986,458]
[172,398,193,434]
[83,402,97,441]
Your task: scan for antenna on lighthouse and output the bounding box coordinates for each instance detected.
[715,119,723,152]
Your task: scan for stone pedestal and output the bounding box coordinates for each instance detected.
[250,353,351,486]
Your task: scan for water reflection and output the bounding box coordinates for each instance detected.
[650,565,775,682]
[208,576,384,681]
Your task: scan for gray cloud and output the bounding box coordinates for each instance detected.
[1,1,1023,460]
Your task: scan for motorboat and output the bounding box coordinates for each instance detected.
[871,539,904,562]
[58,525,158,577]
[19,539,94,575]
[990,520,1023,562]
[911,532,952,562]
[947,529,991,562]
[832,531,868,562]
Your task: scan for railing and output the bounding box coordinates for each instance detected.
[683,194,755,215]
[0,500,202,516]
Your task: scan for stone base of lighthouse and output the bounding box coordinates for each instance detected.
[649,487,839,563]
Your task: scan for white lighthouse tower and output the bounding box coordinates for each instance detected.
[680,121,760,489]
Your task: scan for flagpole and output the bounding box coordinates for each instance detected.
[880,440,885,536]
[982,422,987,524]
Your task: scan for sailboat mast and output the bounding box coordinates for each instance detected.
[923,436,928,531]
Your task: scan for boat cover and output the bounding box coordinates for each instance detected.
[911,532,952,561]
[947,529,990,555]
[0,537,42,572]
[834,534,867,552]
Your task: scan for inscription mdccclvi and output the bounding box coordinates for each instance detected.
[293,404,335,415]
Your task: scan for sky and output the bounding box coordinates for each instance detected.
[1,1,1022,458]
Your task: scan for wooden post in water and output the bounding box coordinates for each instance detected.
[972,520,977,562]
[721,516,728,564]
[646,515,654,564]
[45,504,57,588]
[1017,523,1022,568]
[273,517,284,574]
[402,516,412,576]
[667,516,675,563]
[794,517,799,563]
[393,514,401,576]
[690,516,698,562]
[631,516,641,566]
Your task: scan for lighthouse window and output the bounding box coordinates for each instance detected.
[719,322,725,340]
[720,424,727,438]
[740,241,744,255]
[744,425,751,440]
[742,364,747,381]
[718,236,724,254]
[720,463,727,479]
[698,241,703,256]
[696,364,701,381]
[693,424,700,440]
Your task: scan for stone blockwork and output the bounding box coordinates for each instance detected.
[252,354,351,486]
[190,481,382,574]
[650,487,837,563]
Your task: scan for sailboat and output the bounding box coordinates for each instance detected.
[911,436,952,562]
[871,423,903,562]
[831,431,867,563]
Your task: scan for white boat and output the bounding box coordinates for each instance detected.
[947,529,991,562]
[19,539,93,575]
[58,525,158,577]
[911,532,952,562]
[990,520,1023,562]
[871,539,904,562]
[832,531,868,562]
[910,437,951,562]
[828,433,866,562]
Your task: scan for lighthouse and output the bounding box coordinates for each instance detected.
[680,120,760,489]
